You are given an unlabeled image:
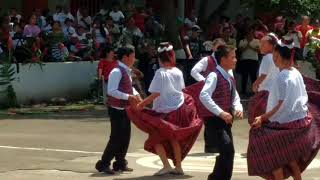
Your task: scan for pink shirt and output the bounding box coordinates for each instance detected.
[23,24,41,37]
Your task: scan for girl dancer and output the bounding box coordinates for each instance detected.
[126,42,203,176]
[247,40,320,180]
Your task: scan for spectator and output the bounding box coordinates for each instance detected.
[238,29,260,95]
[63,18,76,39]
[184,25,204,60]
[133,7,147,33]
[144,16,163,39]
[137,42,158,94]
[109,2,125,25]
[9,8,22,24]
[296,15,313,49]
[284,21,302,60]
[92,18,110,57]
[53,6,63,22]
[184,10,198,28]
[221,26,236,47]
[97,46,117,81]
[23,14,41,37]
[47,21,69,61]
[105,17,120,44]
[78,9,91,30]
[119,16,143,47]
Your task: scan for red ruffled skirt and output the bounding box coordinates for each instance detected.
[126,94,203,164]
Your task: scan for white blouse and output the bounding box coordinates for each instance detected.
[258,53,279,92]
[267,68,308,123]
[149,67,185,113]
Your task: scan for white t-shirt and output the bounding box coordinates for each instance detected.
[267,68,308,123]
[258,53,279,92]
[109,11,125,22]
[148,67,185,113]
[94,28,109,44]
[238,39,260,60]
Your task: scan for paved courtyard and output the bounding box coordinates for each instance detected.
[0,110,320,180]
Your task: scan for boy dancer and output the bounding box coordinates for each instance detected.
[95,47,140,174]
[199,45,243,180]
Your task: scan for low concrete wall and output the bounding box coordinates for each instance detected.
[0,60,316,105]
[0,61,98,105]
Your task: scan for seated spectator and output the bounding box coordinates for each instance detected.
[69,26,94,60]
[78,9,92,30]
[105,16,120,43]
[119,16,143,47]
[9,8,22,24]
[47,21,69,61]
[109,2,125,25]
[92,18,110,57]
[23,15,41,37]
[63,18,76,39]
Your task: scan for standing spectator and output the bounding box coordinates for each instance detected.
[133,7,147,33]
[184,25,204,60]
[238,29,260,95]
[92,18,110,57]
[296,15,313,49]
[284,21,302,60]
[137,43,158,94]
[97,46,117,81]
[184,10,198,28]
[274,16,286,37]
[23,15,41,37]
[109,2,125,25]
[221,27,236,47]
[144,16,163,40]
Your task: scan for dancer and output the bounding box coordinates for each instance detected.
[190,38,228,153]
[247,40,320,179]
[126,42,203,176]
[249,33,279,123]
[95,47,140,174]
[199,45,243,180]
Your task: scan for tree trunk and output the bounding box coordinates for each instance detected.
[159,0,182,49]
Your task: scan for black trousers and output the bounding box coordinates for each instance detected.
[204,118,219,152]
[207,117,235,180]
[239,59,259,94]
[100,107,131,168]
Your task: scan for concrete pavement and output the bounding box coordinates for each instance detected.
[0,110,319,180]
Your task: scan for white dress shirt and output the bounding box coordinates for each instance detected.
[191,53,234,82]
[267,68,308,123]
[149,67,185,113]
[199,66,243,116]
[258,53,279,92]
[107,61,139,109]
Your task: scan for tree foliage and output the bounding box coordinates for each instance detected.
[243,0,320,18]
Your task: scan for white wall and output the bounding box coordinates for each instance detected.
[0,61,98,105]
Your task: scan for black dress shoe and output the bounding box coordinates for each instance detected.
[113,166,133,172]
[205,147,219,154]
[95,160,115,174]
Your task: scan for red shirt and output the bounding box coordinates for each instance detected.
[296,25,314,48]
[134,13,146,32]
[98,59,118,80]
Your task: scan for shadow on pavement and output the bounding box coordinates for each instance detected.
[113,174,194,180]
